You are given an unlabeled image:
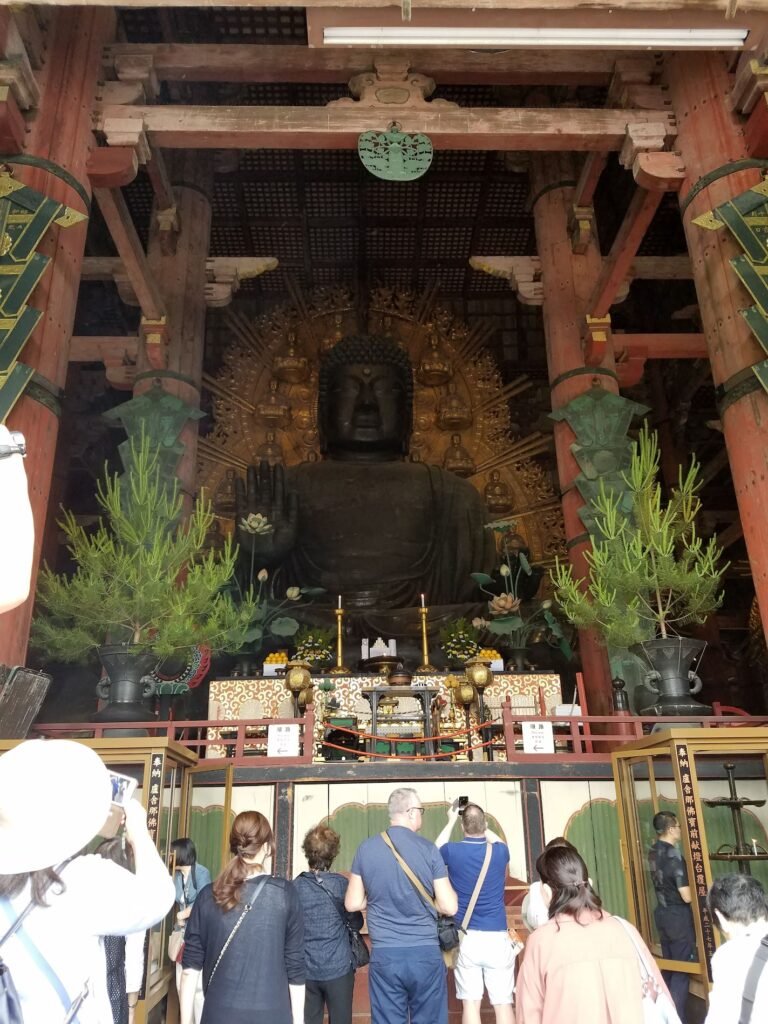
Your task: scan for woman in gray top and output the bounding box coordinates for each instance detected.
[295,825,364,1024]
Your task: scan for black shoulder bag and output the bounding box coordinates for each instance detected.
[299,874,369,969]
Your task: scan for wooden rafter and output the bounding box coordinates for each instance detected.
[96,104,676,151]
[92,187,165,322]
[103,44,622,86]
[589,187,665,319]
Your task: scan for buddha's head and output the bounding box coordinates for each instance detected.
[318,334,413,460]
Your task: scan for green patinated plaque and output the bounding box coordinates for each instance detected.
[358,122,433,182]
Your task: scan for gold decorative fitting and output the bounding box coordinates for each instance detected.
[285,661,311,694]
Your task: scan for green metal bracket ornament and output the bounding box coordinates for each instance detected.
[0,166,87,422]
[550,385,648,538]
[103,380,205,485]
[693,176,768,397]
[358,121,433,182]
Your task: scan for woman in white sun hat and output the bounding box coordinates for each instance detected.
[0,739,175,1024]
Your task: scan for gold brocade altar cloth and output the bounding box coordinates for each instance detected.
[207,673,561,760]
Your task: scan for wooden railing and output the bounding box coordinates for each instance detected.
[27,702,767,764]
[29,707,316,765]
[499,698,768,759]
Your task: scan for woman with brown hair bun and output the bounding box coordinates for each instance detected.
[515,846,676,1024]
[180,811,306,1024]
[295,824,364,1024]
[521,836,576,932]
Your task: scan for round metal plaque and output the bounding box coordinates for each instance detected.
[358,121,433,182]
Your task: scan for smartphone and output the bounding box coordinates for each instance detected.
[99,771,139,838]
[458,796,469,813]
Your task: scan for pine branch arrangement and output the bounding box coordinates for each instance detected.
[551,424,727,650]
[33,434,256,661]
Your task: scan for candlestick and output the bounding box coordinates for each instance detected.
[420,593,425,608]
[338,594,342,608]
[415,603,437,675]
[330,606,351,675]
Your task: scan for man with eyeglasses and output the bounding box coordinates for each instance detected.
[648,811,695,1023]
[346,787,457,1024]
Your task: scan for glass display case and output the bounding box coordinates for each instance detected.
[612,728,768,1005]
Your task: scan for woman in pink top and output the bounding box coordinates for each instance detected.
[515,846,676,1024]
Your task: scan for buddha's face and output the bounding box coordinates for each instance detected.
[323,362,408,458]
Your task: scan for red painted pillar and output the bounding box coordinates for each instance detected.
[0,9,115,666]
[666,53,768,644]
[136,154,213,508]
[530,153,616,716]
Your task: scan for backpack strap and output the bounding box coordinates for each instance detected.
[738,934,768,1024]
[0,892,87,1023]
[461,843,493,932]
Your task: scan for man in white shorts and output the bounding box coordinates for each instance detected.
[437,800,517,1024]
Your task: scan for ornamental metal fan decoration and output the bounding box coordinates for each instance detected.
[358,121,433,181]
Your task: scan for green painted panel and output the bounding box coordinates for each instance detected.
[566,798,629,917]
[189,805,233,879]
[326,802,505,874]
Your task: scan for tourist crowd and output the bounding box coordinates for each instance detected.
[2,749,767,1024]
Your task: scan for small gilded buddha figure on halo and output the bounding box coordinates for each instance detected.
[443,433,476,478]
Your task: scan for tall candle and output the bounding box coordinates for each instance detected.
[420,593,426,608]
[338,595,342,609]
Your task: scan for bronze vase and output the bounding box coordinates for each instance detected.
[92,644,158,730]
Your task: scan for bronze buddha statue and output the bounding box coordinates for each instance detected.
[235,334,497,631]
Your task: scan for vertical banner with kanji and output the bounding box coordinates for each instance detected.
[673,742,716,977]
[146,752,164,842]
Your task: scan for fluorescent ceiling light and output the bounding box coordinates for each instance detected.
[323,27,749,49]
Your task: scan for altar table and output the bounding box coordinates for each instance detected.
[208,672,562,760]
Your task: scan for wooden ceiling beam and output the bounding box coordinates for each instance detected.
[70,335,139,362]
[96,104,676,151]
[103,44,621,86]
[24,0,768,11]
[615,333,707,359]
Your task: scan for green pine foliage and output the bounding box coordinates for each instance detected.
[551,424,727,650]
[33,436,256,661]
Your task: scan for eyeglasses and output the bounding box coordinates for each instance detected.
[408,806,425,814]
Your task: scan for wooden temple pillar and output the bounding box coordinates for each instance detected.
[666,53,768,644]
[529,154,616,715]
[135,153,213,507]
[0,9,115,666]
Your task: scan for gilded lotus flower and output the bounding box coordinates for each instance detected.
[240,513,273,535]
[489,593,521,616]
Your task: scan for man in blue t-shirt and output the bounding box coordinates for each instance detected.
[437,800,517,1024]
[345,787,458,1024]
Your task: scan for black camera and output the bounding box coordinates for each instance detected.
[457,796,469,813]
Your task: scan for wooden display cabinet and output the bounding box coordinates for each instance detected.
[612,728,768,1003]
